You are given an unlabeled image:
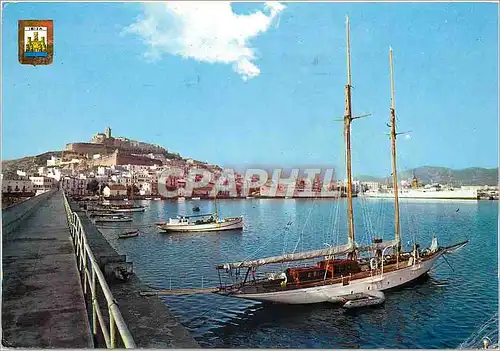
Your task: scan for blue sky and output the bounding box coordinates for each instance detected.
[2,2,498,177]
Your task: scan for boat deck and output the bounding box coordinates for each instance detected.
[226,252,439,295]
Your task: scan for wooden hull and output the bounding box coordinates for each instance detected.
[110,207,145,213]
[118,231,139,238]
[95,218,132,223]
[221,253,441,304]
[158,217,243,233]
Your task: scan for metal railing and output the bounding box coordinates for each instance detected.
[62,192,136,348]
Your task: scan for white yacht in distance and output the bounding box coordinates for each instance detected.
[363,177,479,200]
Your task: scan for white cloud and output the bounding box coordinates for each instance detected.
[125,2,285,81]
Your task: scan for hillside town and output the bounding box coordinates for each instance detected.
[2,127,498,208]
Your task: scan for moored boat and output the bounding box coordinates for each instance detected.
[158,214,243,233]
[193,206,200,212]
[118,230,139,238]
[110,206,145,213]
[363,183,479,200]
[94,215,132,223]
[88,203,145,213]
[342,291,385,309]
[89,212,120,217]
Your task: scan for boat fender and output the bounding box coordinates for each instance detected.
[370,257,378,270]
[280,272,287,287]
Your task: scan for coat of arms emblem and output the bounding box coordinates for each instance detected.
[18,20,53,65]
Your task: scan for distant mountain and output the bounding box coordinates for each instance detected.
[357,166,498,186]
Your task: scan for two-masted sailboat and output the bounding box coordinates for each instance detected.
[213,17,467,304]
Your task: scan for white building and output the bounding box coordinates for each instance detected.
[2,179,34,193]
[97,166,111,176]
[116,175,132,187]
[103,184,127,198]
[95,175,110,183]
[138,181,152,196]
[47,156,61,166]
[29,176,56,194]
[61,177,88,195]
[46,168,63,182]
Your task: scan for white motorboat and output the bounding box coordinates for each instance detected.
[157,214,243,232]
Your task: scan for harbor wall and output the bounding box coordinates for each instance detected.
[2,189,57,236]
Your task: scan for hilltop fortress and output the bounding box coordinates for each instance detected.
[66,127,167,156]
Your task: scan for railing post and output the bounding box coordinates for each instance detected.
[78,227,83,271]
[110,312,117,348]
[83,245,88,295]
[91,267,97,336]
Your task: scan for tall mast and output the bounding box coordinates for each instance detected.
[344,16,355,249]
[389,47,401,255]
[214,193,219,220]
[130,168,134,202]
[213,177,219,220]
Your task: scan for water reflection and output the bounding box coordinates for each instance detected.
[99,198,497,348]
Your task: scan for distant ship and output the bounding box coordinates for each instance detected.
[363,178,479,200]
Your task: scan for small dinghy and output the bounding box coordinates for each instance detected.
[118,230,139,239]
[94,215,132,223]
[193,206,200,212]
[342,291,385,309]
[89,212,118,218]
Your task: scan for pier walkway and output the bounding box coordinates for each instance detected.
[2,191,93,348]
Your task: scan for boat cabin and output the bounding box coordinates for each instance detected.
[285,259,361,284]
[168,215,216,225]
[168,216,190,225]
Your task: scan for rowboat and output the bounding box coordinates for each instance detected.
[94,216,132,223]
[342,291,385,309]
[118,230,139,239]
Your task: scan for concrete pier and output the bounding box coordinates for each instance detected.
[2,191,93,348]
[2,191,200,348]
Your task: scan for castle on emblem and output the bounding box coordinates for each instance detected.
[18,20,53,65]
[24,28,48,57]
